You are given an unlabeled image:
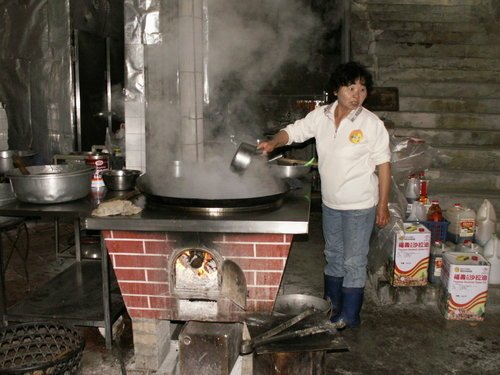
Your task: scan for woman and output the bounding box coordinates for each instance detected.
[258,62,391,329]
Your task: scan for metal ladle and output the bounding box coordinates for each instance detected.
[12,155,30,175]
[230,142,283,173]
[230,142,262,173]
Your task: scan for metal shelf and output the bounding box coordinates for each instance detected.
[5,260,124,327]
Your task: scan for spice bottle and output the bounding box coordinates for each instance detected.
[427,200,443,222]
[418,171,429,204]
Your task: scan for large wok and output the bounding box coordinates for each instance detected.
[137,160,289,211]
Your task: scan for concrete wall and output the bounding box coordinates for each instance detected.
[351,0,500,212]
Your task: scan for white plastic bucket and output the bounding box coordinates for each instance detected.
[475,199,497,246]
[483,234,500,285]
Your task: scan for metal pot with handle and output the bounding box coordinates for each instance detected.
[230,142,263,172]
[0,150,37,175]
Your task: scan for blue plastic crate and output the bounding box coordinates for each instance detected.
[420,219,449,243]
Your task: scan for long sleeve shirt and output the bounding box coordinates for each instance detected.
[283,101,391,210]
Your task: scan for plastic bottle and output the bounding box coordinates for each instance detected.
[444,203,476,243]
[475,199,497,246]
[427,200,443,222]
[428,240,451,284]
[407,201,427,222]
[483,234,500,285]
[405,175,419,203]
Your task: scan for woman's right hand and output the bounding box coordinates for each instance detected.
[257,130,289,154]
[257,140,277,154]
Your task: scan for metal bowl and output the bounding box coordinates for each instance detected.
[274,294,330,316]
[5,164,94,204]
[0,150,37,175]
[102,169,141,191]
[268,160,311,179]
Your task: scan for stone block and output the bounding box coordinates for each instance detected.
[132,319,171,371]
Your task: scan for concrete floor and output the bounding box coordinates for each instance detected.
[2,211,500,375]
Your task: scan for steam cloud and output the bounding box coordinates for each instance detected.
[206,0,320,144]
[145,0,321,199]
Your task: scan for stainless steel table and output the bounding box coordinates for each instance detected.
[0,183,311,350]
[0,194,124,349]
[83,185,311,234]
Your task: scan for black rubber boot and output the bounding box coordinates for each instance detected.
[331,287,364,329]
[324,274,344,321]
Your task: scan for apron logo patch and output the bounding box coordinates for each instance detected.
[349,129,363,144]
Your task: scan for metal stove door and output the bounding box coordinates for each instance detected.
[220,259,247,309]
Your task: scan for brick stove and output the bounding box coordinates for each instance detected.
[84,185,311,373]
[103,231,294,319]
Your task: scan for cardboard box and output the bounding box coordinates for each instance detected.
[440,252,490,321]
[387,223,431,286]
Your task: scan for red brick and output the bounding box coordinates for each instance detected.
[216,243,254,257]
[105,240,144,254]
[222,233,288,244]
[243,271,255,286]
[285,234,294,243]
[102,230,112,239]
[255,271,284,286]
[226,257,285,271]
[155,310,174,320]
[144,241,176,254]
[147,269,169,283]
[113,254,168,268]
[118,281,168,295]
[128,308,162,319]
[114,268,146,282]
[122,295,149,308]
[247,286,279,300]
[149,296,176,309]
[247,300,274,313]
[255,244,291,258]
[245,300,257,312]
[112,231,167,240]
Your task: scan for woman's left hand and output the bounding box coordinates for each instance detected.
[376,204,390,227]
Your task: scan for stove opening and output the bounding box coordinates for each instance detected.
[172,248,222,300]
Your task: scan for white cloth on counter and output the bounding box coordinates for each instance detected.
[91,200,142,217]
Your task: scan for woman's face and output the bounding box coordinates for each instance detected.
[336,78,368,111]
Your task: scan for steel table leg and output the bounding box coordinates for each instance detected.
[74,218,81,262]
[0,232,6,326]
[54,217,59,256]
[100,233,112,349]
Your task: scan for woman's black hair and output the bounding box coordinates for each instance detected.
[328,62,374,98]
